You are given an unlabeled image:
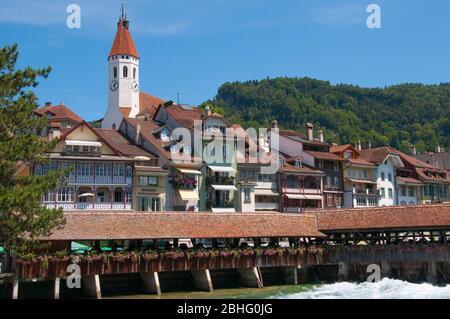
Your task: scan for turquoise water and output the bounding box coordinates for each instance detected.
[109,279,450,299]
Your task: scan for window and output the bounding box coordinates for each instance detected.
[388,173,392,182]
[381,172,385,181]
[123,66,128,78]
[133,67,136,79]
[96,163,111,177]
[77,162,94,176]
[333,176,340,187]
[318,160,324,169]
[343,151,352,159]
[333,162,339,171]
[139,176,148,186]
[114,189,124,202]
[114,163,125,177]
[244,188,251,203]
[43,190,55,202]
[295,160,302,168]
[363,170,368,179]
[368,197,378,206]
[151,197,161,211]
[401,186,407,197]
[326,194,334,207]
[58,187,74,202]
[148,176,158,186]
[326,176,332,187]
[96,191,105,203]
[380,188,386,198]
[113,67,117,78]
[408,187,415,197]
[388,188,393,199]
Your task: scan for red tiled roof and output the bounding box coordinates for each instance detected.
[280,162,324,175]
[35,104,83,123]
[164,104,203,129]
[123,117,172,159]
[348,158,375,167]
[330,144,355,154]
[385,146,436,169]
[415,167,449,184]
[305,151,346,162]
[94,128,157,158]
[109,19,139,58]
[119,107,131,117]
[314,204,450,232]
[43,212,324,240]
[138,92,165,116]
[396,176,423,185]
[279,130,329,147]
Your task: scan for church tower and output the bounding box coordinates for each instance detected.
[102,5,140,129]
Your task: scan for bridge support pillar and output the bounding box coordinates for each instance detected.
[190,269,213,292]
[11,277,19,299]
[140,272,161,295]
[280,266,298,285]
[53,277,61,299]
[237,267,263,288]
[427,262,438,285]
[381,261,392,279]
[338,262,350,282]
[83,275,101,299]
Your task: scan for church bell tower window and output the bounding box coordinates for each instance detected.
[123,66,128,78]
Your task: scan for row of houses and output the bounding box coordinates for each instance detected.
[23,100,449,214]
[20,15,449,213]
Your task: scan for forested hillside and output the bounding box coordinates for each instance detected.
[202,77,450,153]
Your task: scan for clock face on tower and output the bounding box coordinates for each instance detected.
[110,80,119,91]
[131,81,139,93]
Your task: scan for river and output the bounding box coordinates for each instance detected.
[109,279,450,299]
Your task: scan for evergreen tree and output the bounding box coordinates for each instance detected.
[0,45,66,253]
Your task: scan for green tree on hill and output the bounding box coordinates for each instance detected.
[204,77,450,153]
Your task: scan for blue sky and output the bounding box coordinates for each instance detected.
[1,0,449,121]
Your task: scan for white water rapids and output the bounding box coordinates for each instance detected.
[276,279,450,299]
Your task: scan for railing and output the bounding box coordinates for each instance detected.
[206,176,235,186]
[66,175,131,185]
[44,203,132,210]
[255,202,279,210]
[284,187,321,194]
[14,247,326,279]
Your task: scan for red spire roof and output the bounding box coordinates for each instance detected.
[109,19,139,59]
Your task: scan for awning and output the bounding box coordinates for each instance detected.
[176,168,201,175]
[71,241,91,252]
[65,140,102,147]
[208,165,236,173]
[78,193,95,198]
[286,194,306,199]
[304,194,323,200]
[346,178,377,184]
[255,189,279,196]
[211,185,238,191]
[178,190,199,200]
[211,208,236,213]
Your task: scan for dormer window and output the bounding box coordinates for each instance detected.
[343,151,352,159]
[64,140,102,157]
[160,127,171,142]
[295,160,302,168]
[123,66,128,78]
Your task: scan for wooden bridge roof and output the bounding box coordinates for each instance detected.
[44,212,324,240]
[314,204,450,232]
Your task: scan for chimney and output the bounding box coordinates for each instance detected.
[412,146,417,155]
[60,102,64,106]
[135,124,141,143]
[306,122,314,141]
[204,105,212,117]
[271,120,278,129]
[318,129,324,143]
[356,140,362,151]
[45,102,52,106]
[436,145,442,153]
